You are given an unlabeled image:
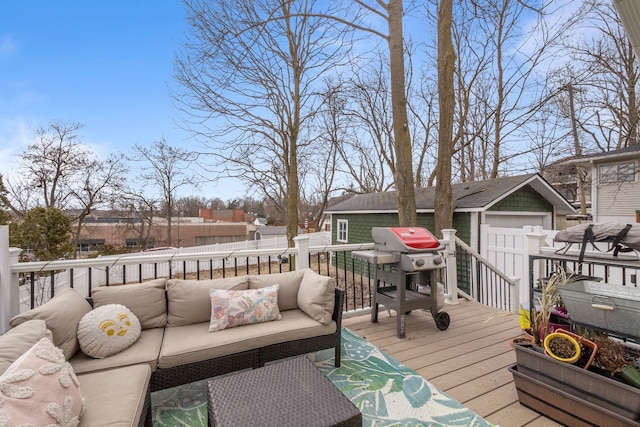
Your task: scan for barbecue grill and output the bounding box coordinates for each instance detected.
[352,227,450,338]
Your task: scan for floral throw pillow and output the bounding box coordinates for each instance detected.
[209,284,282,332]
[0,337,84,426]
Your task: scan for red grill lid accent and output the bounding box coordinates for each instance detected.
[389,227,440,249]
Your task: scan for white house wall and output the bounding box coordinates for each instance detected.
[595,182,640,223]
[592,160,640,224]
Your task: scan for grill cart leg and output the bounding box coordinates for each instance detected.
[371,275,380,324]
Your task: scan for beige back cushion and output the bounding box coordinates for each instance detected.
[166,276,249,326]
[0,319,53,375]
[249,269,304,311]
[9,288,91,360]
[297,269,335,325]
[91,279,167,329]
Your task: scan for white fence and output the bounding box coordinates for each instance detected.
[480,224,640,308]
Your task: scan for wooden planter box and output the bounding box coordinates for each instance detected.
[513,342,640,422]
[510,365,640,427]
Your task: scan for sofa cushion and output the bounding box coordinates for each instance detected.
[77,304,142,359]
[159,309,336,369]
[70,328,163,375]
[10,288,92,359]
[0,337,84,426]
[297,269,335,325]
[166,276,249,327]
[209,285,282,332]
[249,269,304,311]
[0,319,52,375]
[77,363,151,427]
[91,279,167,329]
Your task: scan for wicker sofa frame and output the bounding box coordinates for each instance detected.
[147,286,345,392]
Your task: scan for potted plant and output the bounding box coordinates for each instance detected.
[544,331,581,363]
[592,335,640,389]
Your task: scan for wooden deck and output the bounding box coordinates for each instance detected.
[342,299,563,427]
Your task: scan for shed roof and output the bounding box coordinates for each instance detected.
[326,173,575,215]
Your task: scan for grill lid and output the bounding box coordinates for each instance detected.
[372,227,442,253]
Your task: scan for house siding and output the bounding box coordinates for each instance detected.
[488,186,553,212]
[596,181,640,221]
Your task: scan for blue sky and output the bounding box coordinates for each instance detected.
[0,1,246,200]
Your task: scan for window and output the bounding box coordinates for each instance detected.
[600,162,636,183]
[337,220,348,243]
[76,239,105,252]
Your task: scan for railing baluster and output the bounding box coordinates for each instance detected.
[30,272,35,309]
[50,271,55,298]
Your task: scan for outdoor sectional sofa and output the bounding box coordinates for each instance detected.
[0,268,344,427]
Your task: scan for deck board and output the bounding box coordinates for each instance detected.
[342,299,560,427]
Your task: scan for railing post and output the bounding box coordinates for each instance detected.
[293,234,310,270]
[1,226,21,333]
[441,229,459,305]
[510,276,520,313]
[524,227,547,306]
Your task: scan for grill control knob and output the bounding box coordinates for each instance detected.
[433,256,443,265]
[415,258,425,267]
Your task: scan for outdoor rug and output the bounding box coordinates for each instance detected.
[151,328,492,427]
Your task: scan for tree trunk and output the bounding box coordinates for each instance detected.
[434,0,455,237]
[388,0,417,226]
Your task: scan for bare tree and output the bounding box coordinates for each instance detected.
[113,191,160,250]
[338,61,397,194]
[5,121,127,256]
[66,154,128,257]
[130,139,198,247]
[559,0,639,150]
[174,0,353,245]
[434,0,455,236]
[7,121,90,213]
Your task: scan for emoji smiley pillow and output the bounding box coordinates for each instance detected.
[77,304,142,359]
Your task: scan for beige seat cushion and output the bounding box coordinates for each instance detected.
[249,269,305,310]
[159,309,336,369]
[70,328,163,375]
[91,279,167,329]
[10,288,92,359]
[297,269,335,325]
[0,319,53,375]
[166,276,249,326]
[77,364,151,427]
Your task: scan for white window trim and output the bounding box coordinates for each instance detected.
[337,219,348,243]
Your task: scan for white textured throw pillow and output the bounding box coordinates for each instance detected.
[77,304,141,359]
[0,337,85,426]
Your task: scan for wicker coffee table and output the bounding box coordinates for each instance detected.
[207,356,361,427]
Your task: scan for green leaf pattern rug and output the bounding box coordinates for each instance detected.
[151,328,492,427]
